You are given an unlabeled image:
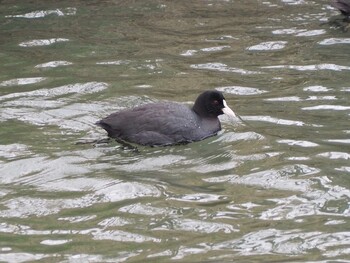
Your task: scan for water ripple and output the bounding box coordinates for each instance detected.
[0,82,108,101]
[214,132,265,143]
[0,77,46,87]
[155,218,238,234]
[262,64,350,71]
[272,28,326,36]
[213,229,350,257]
[244,115,321,127]
[272,28,309,35]
[303,85,332,92]
[19,38,70,47]
[204,164,316,192]
[336,166,350,173]
[295,29,325,37]
[200,46,231,52]
[261,175,350,220]
[277,139,319,147]
[181,46,231,56]
[92,229,161,243]
[96,60,131,65]
[282,0,307,5]
[40,239,72,246]
[190,63,261,75]
[116,155,186,172]
[266,96,337,102]
[0,144,32,159]
[317,152,350,160]
[0,181,161,218]
[169,193,228,203]
[326,139,350,144]
[302,105,350,111]
[0,253,50,263]
[58,215,97,223]
[35,61,73,68]
[318,38,350,45]
[6,7,76,18]
[0,82,108,129]
[119,203,172,216]
[217,86,267,95]
[247,41,287,51]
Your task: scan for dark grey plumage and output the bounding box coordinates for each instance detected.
[331,0,350,16]
[96,90,236,147]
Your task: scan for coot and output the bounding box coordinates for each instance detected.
[96,90,237,146]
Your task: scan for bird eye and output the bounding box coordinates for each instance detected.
[212,100,219,105]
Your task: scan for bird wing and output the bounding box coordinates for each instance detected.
[97,102,200,144]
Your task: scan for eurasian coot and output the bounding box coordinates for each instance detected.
[96,90,237,146]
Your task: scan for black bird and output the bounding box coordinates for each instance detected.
[96,90,237,147]
[331,0,350,17]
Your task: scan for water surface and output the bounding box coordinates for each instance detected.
[1,0,350,262]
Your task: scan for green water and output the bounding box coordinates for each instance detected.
[1,0,350,262]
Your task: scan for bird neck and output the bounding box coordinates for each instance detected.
[192,105,216,118]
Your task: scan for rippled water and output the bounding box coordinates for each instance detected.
[1,0,350,262]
